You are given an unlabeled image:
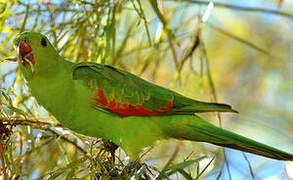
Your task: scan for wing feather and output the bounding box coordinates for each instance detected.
[72,62,173,116]
[72,62,237,116]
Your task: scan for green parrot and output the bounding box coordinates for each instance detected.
[7,31,293,161]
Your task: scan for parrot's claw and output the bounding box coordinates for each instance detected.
[103,140,119,163]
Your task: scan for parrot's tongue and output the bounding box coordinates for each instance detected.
[17,40,34,66]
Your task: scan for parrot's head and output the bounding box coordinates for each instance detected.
[13,32,59,79]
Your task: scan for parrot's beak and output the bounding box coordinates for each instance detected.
[17,40,34,64]
[14,39,35,72]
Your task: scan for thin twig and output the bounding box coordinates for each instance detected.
[1,119,60,127]
[242,152,256,180]
[1,119,87,154]
[48,129,87,154]
[149,0,180,73]
[201,42,232,180]
[0,142,8,180]
[194,156,215,180]
[223,150,232,180]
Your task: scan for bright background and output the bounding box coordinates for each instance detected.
[0,0,292,179]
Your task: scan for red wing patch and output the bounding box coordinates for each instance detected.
[92,88,173,116]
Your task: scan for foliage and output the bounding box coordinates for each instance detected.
[0,0,292,179]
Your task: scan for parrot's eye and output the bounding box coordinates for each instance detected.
[41,37,47,47]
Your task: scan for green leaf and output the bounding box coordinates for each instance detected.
[165,156,206,177]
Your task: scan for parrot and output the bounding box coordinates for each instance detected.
[6,31,293,161]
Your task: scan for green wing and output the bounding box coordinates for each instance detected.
[72,62,237,116]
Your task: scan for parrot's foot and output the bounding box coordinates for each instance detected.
[103,140,119,163]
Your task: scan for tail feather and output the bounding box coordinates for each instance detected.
[176,101,238,113]
[212,142,293,161]
[173,95,238,114]
[167,115,293,161]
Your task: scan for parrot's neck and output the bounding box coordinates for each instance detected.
[27,58,76,119]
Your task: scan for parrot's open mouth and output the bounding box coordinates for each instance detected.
[17,39,35,71]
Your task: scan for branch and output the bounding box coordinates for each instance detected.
[1,119,87,154]
[0,143,8,180]
[47,129,87,154]
[1,119,61,128]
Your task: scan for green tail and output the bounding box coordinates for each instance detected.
[172,95,238,114]
[178,100,238,113]
[165,115,293,161]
